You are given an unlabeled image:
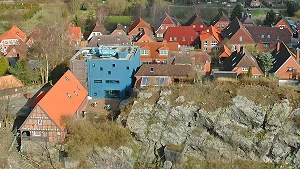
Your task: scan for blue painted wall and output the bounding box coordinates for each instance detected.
[87,46,140,98]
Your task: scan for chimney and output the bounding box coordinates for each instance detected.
[297,48,300,64]
[277,42,280,52]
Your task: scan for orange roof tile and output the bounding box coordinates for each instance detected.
[135,41,179,59]
[128,18,153,34]
[200,26,222,42]
[219,45,231,58]
[68,26,82,41]
[35,70,88,130]
[0,25,26,42]
[0,75,23,90]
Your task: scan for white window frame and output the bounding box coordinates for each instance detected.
[239,36,243,42]
[182,36,186,41]
[242,67,249,71]
[141,50,149,55]
[160,50,168,55]
[211,40,217,46]
[169,37,173,41]
[34,131,41,136]
[204,41,208,46]
[174,37,177,41]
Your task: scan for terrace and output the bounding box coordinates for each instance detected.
[71,45,139,61]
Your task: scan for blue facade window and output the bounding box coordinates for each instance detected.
[94,80,102,83]
[106,80,120,84]
[108,71,111,74]
[100,67,103,71]
[112,64,116,67]
[126,66,129,70]
[94,92,97,96]
[92,63,95,67]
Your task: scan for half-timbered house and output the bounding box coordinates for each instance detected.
[19,70,88,143]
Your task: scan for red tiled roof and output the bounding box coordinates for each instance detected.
[200,25,222,42]
[0,75,23,90]
[68,26,81,41]
[163,26,198,46]
[35,70,88,130]
[128,18,153,34]
[135,41,179,59]
[0,25,26,42]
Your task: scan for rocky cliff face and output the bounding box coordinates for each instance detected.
[126,90,300,168]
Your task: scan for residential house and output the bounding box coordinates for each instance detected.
[221,17,255,51]
[222,46,263,77]
[219,45,232,60]
[246,26,291,51]
[87,35,131,47]
[273,16,294,37]
[153,12,181,41]
[168,51,211,75]
[0,25,27,54]
[128,18,153,38]
[67,26,82,47]
[269,42,300,79]
[132,29,156,43]
[5,40,28,66]
[19,70,88,143]
[185,13,207,35]
[86,21,107,41]
[25,28,40,48]
[111,23,128,36]
[200,25,222,53]
[134,41,179,64]
[210,11,230,31]
[241,14,256,27]
[134,64,195,87]
[250,0,261,7]
[0,75,23,99]
[163,26,199,46]
[70,45,140,98]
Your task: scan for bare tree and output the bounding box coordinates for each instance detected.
[28,25,73,84]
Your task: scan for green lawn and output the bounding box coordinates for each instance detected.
[249,10,267,20]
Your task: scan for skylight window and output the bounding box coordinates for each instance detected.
[65,76,70,81]
[67,93,71,98]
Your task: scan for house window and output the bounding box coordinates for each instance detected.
[276,36,279,40]
[267,35,270,38]
[157,34,163,37]
[222,24,224,28]
[150,67,154,72]
[217,24,220,28]
[182,37,186,41]
[108,71,111,74]
[94,80,102,83]
[215,47,220,51]
[287,67,295,72]
[112,64,116,67]
[166,26,168,29]
[34,131,41,136]
[211,40,217,46]
[74,91,78,96]
[141,50,149,55]
[170,37,173,41]
[106,80,120,84]
[100,67,103,71]
[191,37,194,41]
[161,26,164,30]
[239,36,243,42]
[200,25,203,28]
[242,67,249,71]
[261,34,264,38]
[192,25,196,28]
[92,63,95,67]
[67,93,71,98]
[264,44,269,48]
[174,37,177,41]
[94,92,97,96]
[160,50,168,55]
[37,119,42,125]
[204,41,208,46]
[126,66,129,70]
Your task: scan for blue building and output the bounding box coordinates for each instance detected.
[70,45,140,99]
